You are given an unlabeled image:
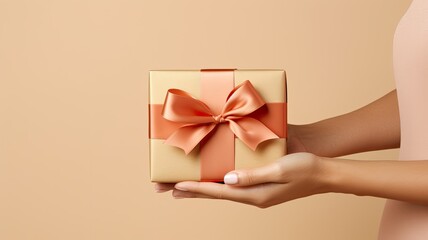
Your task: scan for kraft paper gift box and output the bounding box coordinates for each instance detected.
[149,69,287,182]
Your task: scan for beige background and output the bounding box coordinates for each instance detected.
[0,0,411,239]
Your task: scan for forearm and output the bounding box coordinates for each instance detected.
[323,158,428,204]
[294,90,400,157]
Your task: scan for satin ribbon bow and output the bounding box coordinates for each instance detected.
[161,80,279,154]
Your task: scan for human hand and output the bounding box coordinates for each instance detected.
[153,124,309,193]
[155,152,332,208]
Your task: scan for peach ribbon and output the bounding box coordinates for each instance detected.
[161,80,279,155]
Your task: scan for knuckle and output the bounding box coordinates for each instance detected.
[272,162,284,180]
[214,185,225,199]
[244,170,256,185]
[249,186,272,208]
[256,203,270,209]
[254,198,271,209]
[254,200,267,208]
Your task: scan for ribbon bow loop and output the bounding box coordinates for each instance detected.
[162,80,278,154]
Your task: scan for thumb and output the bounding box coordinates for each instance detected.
[223,162,281,186]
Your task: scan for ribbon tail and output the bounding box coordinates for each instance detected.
[228,117,279,151]
[164,124,216,155]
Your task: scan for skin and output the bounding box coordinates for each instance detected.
[154,90,428,208]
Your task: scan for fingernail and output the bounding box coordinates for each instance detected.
[172,190,186,199]
[155,189,168,193]
[174,183,188,191]
[224,173,238,185]
[154,184,168,193]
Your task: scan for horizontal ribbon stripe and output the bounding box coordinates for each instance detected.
[149,102,287,140]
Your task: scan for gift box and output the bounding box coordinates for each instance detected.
[149,69,287,182]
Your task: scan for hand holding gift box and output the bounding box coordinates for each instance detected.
[149,69,287,182]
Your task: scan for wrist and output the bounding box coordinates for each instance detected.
[318,157,367,196]
[288,124,317,153]
[291,123,332,157]
[317,157,344,194]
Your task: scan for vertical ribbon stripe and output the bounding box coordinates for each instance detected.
[199,70,235,181]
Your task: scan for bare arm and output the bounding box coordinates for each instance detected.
[291,89,400,157]
[325,158,428,205]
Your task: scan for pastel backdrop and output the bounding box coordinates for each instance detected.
[0,0,411,239]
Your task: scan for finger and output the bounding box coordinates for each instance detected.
[154,183,176,193]
[174,181,265,205]
[223,162,282,186]
[172,189,215,199]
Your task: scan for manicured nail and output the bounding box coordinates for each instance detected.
[155,188,168,193]
[154,184,169,193]
[224,173,238,184]
[172,190,185,199]
[174,184,188,191]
